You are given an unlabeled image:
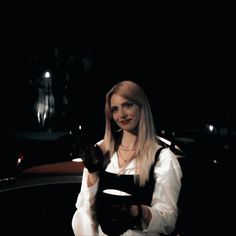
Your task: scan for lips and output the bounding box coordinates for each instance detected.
[120,119,131,125]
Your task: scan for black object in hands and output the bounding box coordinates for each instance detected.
[97,194,142,235]
[110,202,142,231]
[80,144,104,173]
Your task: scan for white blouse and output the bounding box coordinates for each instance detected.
[72,147,183,236]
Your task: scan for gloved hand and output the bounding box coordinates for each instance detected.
[129,204,143,228]
[111,202,142,231]
[79,143,104,173]
[130,204,151,226]
[97,199,143,235]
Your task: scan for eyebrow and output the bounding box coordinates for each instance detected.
[110,101,132,109]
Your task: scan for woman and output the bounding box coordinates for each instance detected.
[72,80,182,235]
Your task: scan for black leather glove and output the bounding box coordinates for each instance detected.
[97,195,142,235]
[79,143,104,173]
[111,202,142,231]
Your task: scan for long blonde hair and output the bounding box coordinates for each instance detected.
[103,81,158,186]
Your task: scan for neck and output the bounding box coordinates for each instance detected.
[119,143,136,151]
[121,131,138,149]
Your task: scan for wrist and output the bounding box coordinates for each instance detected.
[140,205,151,225]
[87,172,99,187]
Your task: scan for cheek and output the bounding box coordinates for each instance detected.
[130,110,140,123]
[130,108,140,119]
[112,113,118,121]
[133,115,140,125]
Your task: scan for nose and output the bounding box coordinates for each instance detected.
[118,108,127,118]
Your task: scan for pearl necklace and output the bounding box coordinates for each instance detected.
[118,148,136,164]
[119,144,137,151]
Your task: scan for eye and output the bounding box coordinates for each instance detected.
[111,106,118,113]
[124,102,134,109]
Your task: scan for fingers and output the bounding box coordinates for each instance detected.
[79,144,104,173]
[129,205,139,217]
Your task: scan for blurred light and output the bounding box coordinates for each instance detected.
[17,153,24,166]
[160,130,165,135]
[206,124,218,135]
[35,72,55,128]
[156,135,182,152]
[44,71,51,78]
[0,177,15,182]
[208,125,214,132]
[157,135,171,146]
[224,144,229,150]
[72,158,82,162]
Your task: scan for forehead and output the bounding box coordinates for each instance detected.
[110,94,128,106]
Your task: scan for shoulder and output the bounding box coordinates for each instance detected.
[155,147,183,175]
[96,139,106,154]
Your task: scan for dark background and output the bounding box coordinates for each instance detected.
[0,6,235,235]
[2,6,235,137]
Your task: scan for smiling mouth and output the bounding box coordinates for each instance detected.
[120,120,130,125]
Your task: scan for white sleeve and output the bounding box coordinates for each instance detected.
[143,147,183,235]
[71,167,99,236]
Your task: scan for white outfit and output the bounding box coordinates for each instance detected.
[72,146,183,236]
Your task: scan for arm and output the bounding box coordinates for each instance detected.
[144,148,183,235]
[72,141,105,235]
[74,141,105,209]
[72,168,99,235]
[87,172,99,187]
[80,142,105,187]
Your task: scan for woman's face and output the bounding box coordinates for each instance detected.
[110,94,140,133]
